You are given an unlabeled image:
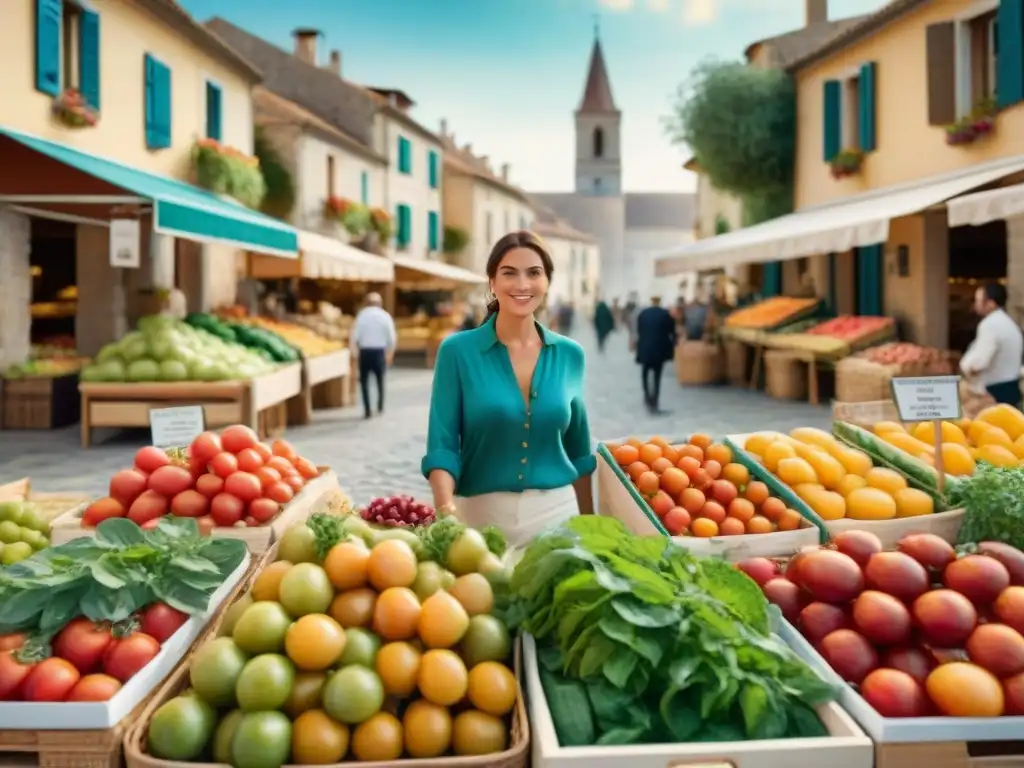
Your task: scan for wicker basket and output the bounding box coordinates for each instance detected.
[834,357,899,403]
[723,338,749,385]
[764,350,808,401]
[675,341,724,386]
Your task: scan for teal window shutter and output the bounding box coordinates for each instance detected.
[360,171,369,204]
[762,263,782,297]
[398,137,411,174]
[858,62,877,152]
[428,211,439,250]
[998,0,1024,107]
[428,151,439,188]
[856,245,884,315]
[78,9,100,110]
[823,79,842,161]
[144,55,156,147]
[205,82,222,140]
[396,204,411,247]
[144,55,171,149]
[35,0,62,96]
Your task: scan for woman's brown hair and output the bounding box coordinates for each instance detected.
[484,230,555,319]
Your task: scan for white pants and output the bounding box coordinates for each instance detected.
[454,486,579,548]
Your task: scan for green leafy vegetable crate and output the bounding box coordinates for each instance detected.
[596,440,827,562]
[49,468,340,554]
[777,621,1024,767]
[523,633,872,768]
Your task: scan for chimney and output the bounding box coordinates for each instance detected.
[439,118,448,138]
[500,163,509,181]
[292,28,321,65]
[805,0,827,25]
[325,49,341,76]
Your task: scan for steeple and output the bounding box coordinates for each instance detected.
[577,25,617,114]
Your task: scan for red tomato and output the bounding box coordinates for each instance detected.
[224,472,262,503]
[135,446,171,474]
[210,493,245,526]
[170,489,209,518]
[236,447,265,474]
[221,425,259,454]
[265,482,294,505]
[189,431,223,464]
[284,475,305,493]
[248,498,280,524]
[82,497,126,527]
[103,632,161,683]
[141,518,162,530]
[140,603,189,643]
[253,442,273,462]
[255,467,282,490]
[188,454,207,479]
[195,473,225,499]
[209,452,239,479]
[271,439,298,461]
[109,469,148,508]
[244,515,260,527]
[128,490,169,525]
[293,457,319,479]
[0,651,35,700]
[66,673,121,702]
[148,465,194,498]
[0,635,24,652]
[53,618,112,674]
[266,456,293,475]
[23,657,80,702]
[196,515,216,536]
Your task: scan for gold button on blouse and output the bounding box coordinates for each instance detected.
[518,474,524,480]
[522,441,528,448]
[521,457,527,464]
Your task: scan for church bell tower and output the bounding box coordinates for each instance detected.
[574,24,621,196]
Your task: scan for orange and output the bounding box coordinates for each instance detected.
[649,436,672,449]
[330,587,377,628]
[777,508,803,531]
[700,501,726,525]
[251,560,293,602]
[679,488,705,514]
[651,457,674,474]
[285,614,346,671]
[705,443,733,466]
[626,437,643,449]
[467,662,517,716]
[746,515,774,534]
[744,481,769,506]
[418,649,468,706]
[324,541,370,590]
[367,539,418,590]
[661,446,680,465]
[418,589,470,647]
[760,497,785,521]
[727,498,755,523]
[721,463,750,487]
[638,443,663,465]
[612,444,639,466]
[351,712,403,761]
[375,641,422,696]
[677,444,704,462]
[403,699,453,758]
[690,518,718,537]
[718,517,745,536]
[636,471,660,496]
[373,587,422,640]
[660,467,690,496]
[690,433,713,451]
[703,460,722,480]
[452,711,508,756]
[627,461,650,481]
[292,709,349,764]
[677,456,702,478]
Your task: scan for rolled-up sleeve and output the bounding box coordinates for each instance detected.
[421,339,463,481]
[564,395,596,476]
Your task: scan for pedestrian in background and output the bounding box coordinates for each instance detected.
[559,301,576,337]
[961,282,1023,405]
[634,295,676,414]
[351,292,396,420]
[593,298,615,353]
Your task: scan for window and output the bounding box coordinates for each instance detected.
[822,61,876,161]
[428,150,439,189]
[841,76,860,150]
[144,54,172,150]
[485,211,493,245]
[360,171,369,204]
[326,155,335,199]
[397,136,412,174]
[205,81,222,141]
[428,211,439,251]
[62,2,81,90]
[593,127,604,158]
[395,204,411,249]
[35,0,101,108]
[959,9,998,115]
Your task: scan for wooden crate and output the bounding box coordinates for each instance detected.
[78,364,301,448]
[1,373,80,430]
[287,349,350,426]
[0,477,90,524]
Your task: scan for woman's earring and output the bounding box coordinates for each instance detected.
[485,290,496,304]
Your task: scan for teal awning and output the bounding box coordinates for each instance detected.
[0,127,297,257]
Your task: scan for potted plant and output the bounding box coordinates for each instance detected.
[192,139,266,209]
[443,225,469,255]
[828,148,863,179]
[370,208,393,244]
[946,97,997,146]
[51,88,98,128]
[324,197,370,236]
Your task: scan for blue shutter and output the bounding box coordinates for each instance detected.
[858,62,877,152]
[158,62,172,148]
[360,171,369,204]
[856,245,884,316]
[78,9,100,110]
[205,82,222,140]
[396,204,411,247]
[428,211,438,250]
[144,55,156,147]
[144,55,171,150]
[35,0,62,96]
[998,0,1024,107]
[762,263,782,297]
[428,151,438,188]
[823,79,842,161]
[398,137,411,174]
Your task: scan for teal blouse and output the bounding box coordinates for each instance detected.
[421,315,596,497]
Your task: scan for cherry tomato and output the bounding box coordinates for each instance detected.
[0,634,25,652]
[255,466,282,490]
[103,632,161,683]
[22,657,80,702]
[82,497,126,527]
[244,515,261,527]
[188,454,207,479]
[189,431,223,464]
[284,475,305,493]
[210,493,245,526]
[196,515,216,536]
[170,489,209,518]
[53,618,113,674]
[271,439,298,461]
[221,425,259,454]
[209,452,239,479]
[0,651,36,700]
[293,457,319,479]
[141,518,162,530]
[248,498,280,524]
[195,473,225,498]
[265,481,294,505]
[236,448,265,474]
[266,456,293,475]
[253,442,273,462]
[135,446,171,474]
[224,472,262,503]
[139,603,189,644]
[66,673,122,702]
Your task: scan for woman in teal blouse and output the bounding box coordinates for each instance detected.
[421,231,596,545]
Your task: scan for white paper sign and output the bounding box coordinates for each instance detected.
[109,218,141,268]
[890,375,961,422]
[149,406,205,448]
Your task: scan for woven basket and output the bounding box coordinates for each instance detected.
[764,350,808,401]
[834,357,899,403]
[723,338,748,385]
[674,341,724,386]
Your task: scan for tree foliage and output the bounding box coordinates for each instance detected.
[254,126,296,220]
[667,60,796,203]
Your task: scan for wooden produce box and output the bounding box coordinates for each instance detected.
[596,441,826,562]
[78,364,302,448]
[0,477,91,524]
[49,468,340,554]
[1,373,80,430]
[778,621,1024,768]
[287,349,351,426]
[524,633,872,768]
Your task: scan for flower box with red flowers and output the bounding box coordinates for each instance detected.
[51,88,98,128]
[829,149,864,180]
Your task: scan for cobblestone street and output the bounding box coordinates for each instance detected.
[0,327,831,504]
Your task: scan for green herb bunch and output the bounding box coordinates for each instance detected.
[0,517,247,636]
[951,463,1024,550]
[507,516,836,746]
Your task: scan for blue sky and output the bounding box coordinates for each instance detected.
[180,0,889,193]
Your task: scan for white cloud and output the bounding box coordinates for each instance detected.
[682,0,718,25]
[646,0,671,11]
[598,0,635,10]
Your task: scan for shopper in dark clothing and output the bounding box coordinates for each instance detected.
[351,293,396,419]
[634,296,677,414]
[594,300,615,352]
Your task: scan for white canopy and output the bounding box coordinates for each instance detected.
[391,255,487,288]
[655,157,1024,276]
[298,230,394,282]
[947,182,1024,227]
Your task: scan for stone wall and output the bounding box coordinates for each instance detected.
[0,208,32,368]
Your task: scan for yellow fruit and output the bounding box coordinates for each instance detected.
[448,574,494,616]
[418,649,469,706]
[292,710,349,764]
[763,441,797,473]
[745,432,781,455]
[939,442,976,476]
[351,712,403,761]
[324,541,370,590]
[789,427,836,451]
[911,421,968,447]
[418,590,470,648]
[794,483,846,521]
[846,487,898,521]
[881,432,934,456]
[975,425,1014,451]
[776,457,818,486]
[367,539,419,591]
[865,467,908,495]
[375,642,422,697]
[976,444,1019,469]
[968,420,1002,446]
[251,561,293,602]
[802,449,846,490]
[1012,434,1024,460]
[452,710,509,756]
[467,662,518,717]
[402,699,453,758]
[873,421,906,435]
[836,474,868,497]
[977,403,1024,441]
[893,487,934,518]
[373,587,422,641]
[831,446,873,477]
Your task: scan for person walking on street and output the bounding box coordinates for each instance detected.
[594,298,615,353]
[961,282,1024,406]
[352,292,396,419]
[559,301,575,337]
[634,295,677,414]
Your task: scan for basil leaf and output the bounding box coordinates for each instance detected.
[155,579,215,615]
[90,557,129,589]
[171,554,220,575]
[0,589,48,628]
[81,582,136,622]
[39,586,86,632]
[96,518,147,547]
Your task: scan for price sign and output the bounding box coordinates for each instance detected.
[109,218,141,269]
[149,406,205,449]
[890,375,962,423]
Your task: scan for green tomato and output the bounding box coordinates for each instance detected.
[230,711,292,768]
[232,601,291,655]
[235,654,295,712]
[146,695,216,761]
[322,665,384,725]
[190,637,249,707]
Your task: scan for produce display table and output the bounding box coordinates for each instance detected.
[78,364,302,448]
[286,349,351,426]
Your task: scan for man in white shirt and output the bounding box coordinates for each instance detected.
[351,292,397,419]
[960,283,1023,405]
